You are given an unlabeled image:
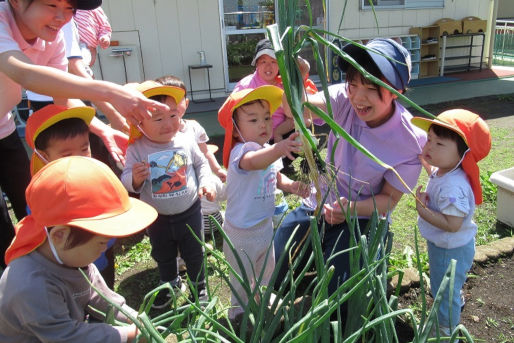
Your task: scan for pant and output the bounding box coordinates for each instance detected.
[427,238,474,330]
[223,217,275,319]
[147,199,205,289]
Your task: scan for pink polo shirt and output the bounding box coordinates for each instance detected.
[0,2,67,139]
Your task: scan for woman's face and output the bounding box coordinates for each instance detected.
[11,0,74,43]
[347,76,397,128]
[256,54,279,84]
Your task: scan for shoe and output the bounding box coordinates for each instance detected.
[189,286,209,304]
[152,277,186,309]
[460,289,466,308]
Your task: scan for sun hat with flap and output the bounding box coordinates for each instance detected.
[411,109,492,205]
[217,85,284,168]
[4,156,158,265]
[25,104,96,175]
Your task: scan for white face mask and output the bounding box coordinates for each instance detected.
[44,226,64,265]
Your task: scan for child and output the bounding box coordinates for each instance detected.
[74,6,112,68]
[412,109,491,337]
[25,104,117,288]
[0,156,158,342]
[0,0,168,253]
[217,85,310,319]
[121,80,215,309]
[154,75,227,236]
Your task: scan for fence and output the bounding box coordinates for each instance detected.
[494,20,514,66]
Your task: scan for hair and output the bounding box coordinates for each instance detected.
[154,75,187,96]
[34,118,89,151]
[11,0,78,12]
[429,124,469,158]
[345,51,387,100]
[233,99,268,124]
[47,226,96,250]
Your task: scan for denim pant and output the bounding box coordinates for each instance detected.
[273,206,370,294]
[147,199,205,288]
[427,238,475,330]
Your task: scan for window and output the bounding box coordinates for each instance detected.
[361,0,444,10]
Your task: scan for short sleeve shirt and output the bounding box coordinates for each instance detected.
[0,2,67,139]
[304,83,427,216]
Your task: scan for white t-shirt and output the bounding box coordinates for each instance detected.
[418,168,477,249]
[225,142,283,228]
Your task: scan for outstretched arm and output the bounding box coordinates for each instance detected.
[0,50,168,124]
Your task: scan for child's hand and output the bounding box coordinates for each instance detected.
[199,186,216,202]
[132,162,149,190]
[323,197,349,225]
[274,132,302,160]
[415,185,429,212]
[99,35,111,49]
[291,181,310,198]
[215,168,227,183]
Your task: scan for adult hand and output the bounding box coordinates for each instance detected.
[98,126,128,167]
[111,84,169,126]
[323,197,349,224]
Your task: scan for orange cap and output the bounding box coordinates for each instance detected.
[411,109,491,204]
[4,156,157,265]
[25,105,95,175]
[217,85,283,168]
[127,81,185,144]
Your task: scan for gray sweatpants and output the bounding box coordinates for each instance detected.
[223,218,275,319]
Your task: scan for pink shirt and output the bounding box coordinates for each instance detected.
[0,3,67,139]
[74,8,112,49]
[233,71,287,131]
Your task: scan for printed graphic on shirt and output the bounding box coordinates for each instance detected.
[148,150,188,199]
[255,165,277,201]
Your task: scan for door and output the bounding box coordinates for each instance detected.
[220,0,326,91]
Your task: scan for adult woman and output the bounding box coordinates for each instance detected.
[273,39,427,299]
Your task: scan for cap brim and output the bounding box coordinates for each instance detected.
[207,144,219,154]
[251,49,276,66]
[28,107,96,149]
[77,0,102,10]
[411,117,468,145]
[66,197,157,237]
[233,85,283,115]
[142,86,185,104]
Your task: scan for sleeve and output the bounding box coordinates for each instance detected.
[189,120,209,144]
[120,146,142,193]
[229,141,261,174]
[437,185,471,216]
[13,279,125,343]
[94,8,112,40]
[191,142,213,189]
[0,14,20,53]
[62,19,82,59]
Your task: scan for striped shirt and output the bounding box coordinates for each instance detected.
[74,7,112,49]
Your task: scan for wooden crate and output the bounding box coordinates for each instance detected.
[462,16,487,34]
[434,18,461,35]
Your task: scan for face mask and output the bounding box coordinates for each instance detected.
[44,226,64,265]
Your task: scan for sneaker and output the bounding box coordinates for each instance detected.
[152,277,186,309]
[189,287,209,303]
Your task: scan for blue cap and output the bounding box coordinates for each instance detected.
[338,38,411,90]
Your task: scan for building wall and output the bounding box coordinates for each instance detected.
[99,0,225,97]
[328,0,491,39]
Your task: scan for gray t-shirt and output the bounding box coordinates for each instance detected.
[0,252,136,343]
[121,132,211,215]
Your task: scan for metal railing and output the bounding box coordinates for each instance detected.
[494,20,514,65]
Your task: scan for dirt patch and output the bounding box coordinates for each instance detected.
[397,253,514,343]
